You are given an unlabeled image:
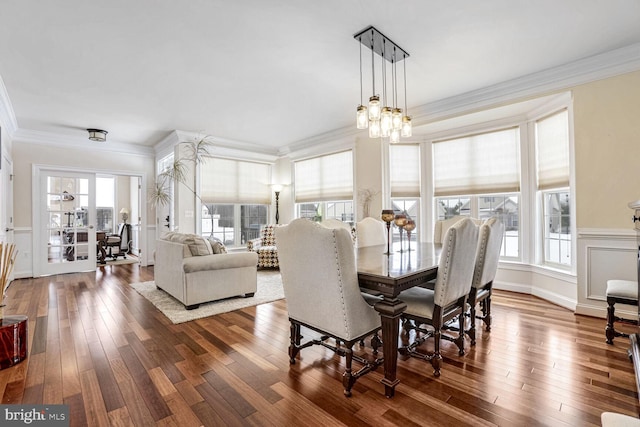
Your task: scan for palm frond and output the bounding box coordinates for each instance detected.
[149,181,172,207]
[186,136,214,164]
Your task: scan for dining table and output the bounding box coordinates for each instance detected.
[357,241,441,398]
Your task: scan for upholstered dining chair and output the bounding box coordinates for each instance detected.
[355,217,387,248]
[467,217,504,345]
[398,217,479,377]
[275,218,383,397]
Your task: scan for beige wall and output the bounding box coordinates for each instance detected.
[573,70,640,229]
[12,142,155,228]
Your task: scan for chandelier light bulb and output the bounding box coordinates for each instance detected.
[401,116,412,137]
[356,105,368,129]
[392,108,402,130]
[368,95,381,121]
[381,107,392,133]
[369,120,381,138]
[390,128,400,144]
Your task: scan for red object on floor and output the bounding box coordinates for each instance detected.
[0,315,28,369]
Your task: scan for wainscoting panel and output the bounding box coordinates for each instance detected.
[577,228,637,319]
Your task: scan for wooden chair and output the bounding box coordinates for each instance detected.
[275,218,383,396]
[467,217,504,345]
[605,279,638,344]
[398,217,479,376]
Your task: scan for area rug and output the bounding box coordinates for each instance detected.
[129,270,284,324]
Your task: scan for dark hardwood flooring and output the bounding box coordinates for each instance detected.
[1,264,639,426]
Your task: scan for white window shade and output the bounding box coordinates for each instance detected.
[536,109,570,190]
[200,158,271,204]
[294,151,353,203]
[390,144,420,197]
[433,128,520,197]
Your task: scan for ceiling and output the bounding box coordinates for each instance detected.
[1,1,640,153]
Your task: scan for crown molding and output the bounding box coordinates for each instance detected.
[0,76,18,136]
[12,128,155,157]
[409,42,640,126]
[154,130,279,163]
[285,42,640,152]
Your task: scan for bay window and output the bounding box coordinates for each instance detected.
[390,144,421,242]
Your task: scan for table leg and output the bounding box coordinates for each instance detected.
[374,297,407,398]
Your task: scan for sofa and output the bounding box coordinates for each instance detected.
[155,232,258,310]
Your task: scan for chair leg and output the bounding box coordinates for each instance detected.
[342,345,355,397]
[606,300,616,345]
[371,332,381,355]
[289,322,301,363]
[455,314,465,356]
[468,298,477,346]
[482,295,492,332]
[432,327,442,377]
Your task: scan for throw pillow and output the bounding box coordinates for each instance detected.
[184,234,213,256]
[207,237,228,254]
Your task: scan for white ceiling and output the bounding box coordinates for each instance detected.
[1,1,640,152]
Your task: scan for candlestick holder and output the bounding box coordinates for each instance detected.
[394,213,408,252]
[381,210,395,255]
[404,219,416,252]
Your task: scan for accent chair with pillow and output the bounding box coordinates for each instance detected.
[155,232,258,310]
[247,224,281,268]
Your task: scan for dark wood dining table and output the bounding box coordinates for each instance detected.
[357,242,441,398]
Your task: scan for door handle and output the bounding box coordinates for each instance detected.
[5,228,14,232]
[89,225,94,229]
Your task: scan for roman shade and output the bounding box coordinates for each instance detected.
[390,144,420,197]
[433,127,520,197]
[294,150,353,203]
[536,109,570,190]
[200,158,271,204]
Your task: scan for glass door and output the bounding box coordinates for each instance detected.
[39,171,96,275]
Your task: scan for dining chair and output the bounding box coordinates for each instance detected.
[355,217,387,248]
[467,217,504,345]
[275,218,383,397]
[398,217,479,376]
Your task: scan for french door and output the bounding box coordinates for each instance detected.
[35,169,96,276]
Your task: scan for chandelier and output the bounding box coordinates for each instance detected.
[354,26,411,143]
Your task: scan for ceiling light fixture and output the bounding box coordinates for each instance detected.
[354,26,411,143]
[87,128,108,142]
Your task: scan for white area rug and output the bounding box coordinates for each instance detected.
[129,270,284,324]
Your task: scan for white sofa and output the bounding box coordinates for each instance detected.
[155,233,258,310]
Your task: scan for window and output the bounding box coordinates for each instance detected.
[294,151,354,224]
[202,204,267,246]
[433,128,520,259]
[390,144,420,242]
[536,110,571,267]
[96,176,115,232]
[200,158,271,247]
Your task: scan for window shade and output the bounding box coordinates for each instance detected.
[200,158,271,204]
[390,144,420,197]
[294,150,353,203]
[433,128,520,197]
[536,109,570,190]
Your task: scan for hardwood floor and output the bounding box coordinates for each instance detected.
[1,264,638,426]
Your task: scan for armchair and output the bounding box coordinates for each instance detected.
[247,224,281,268]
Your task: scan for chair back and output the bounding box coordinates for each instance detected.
[356,217,386,248]
[276,218,380,340]
[433,215,466,244]
[433,217,479,307]
[472,217,504,289]
[320,218,351,231]
[260,224,279,246]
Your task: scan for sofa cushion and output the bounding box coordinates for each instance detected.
[163,232,212,256]
[207,237,228,254]
[183,252,258,273]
